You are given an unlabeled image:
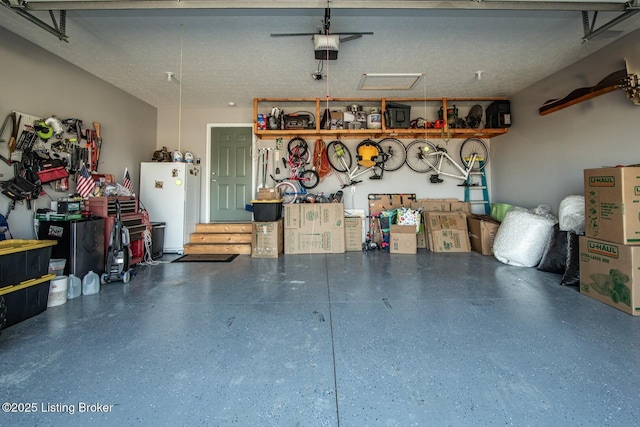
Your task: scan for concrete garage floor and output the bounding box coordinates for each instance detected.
[1,250,639,426]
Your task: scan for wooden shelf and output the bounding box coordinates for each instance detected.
[254,97,509,140]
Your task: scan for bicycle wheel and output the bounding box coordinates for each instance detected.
[288,137,309,159]
[325,140,352,173]
[460,138,489,171]
[377,138,406,171]
[300,169,320,189]
[275,181,297,204]
[404,139,438,173]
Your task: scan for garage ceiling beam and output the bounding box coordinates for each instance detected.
[24,1,629,12]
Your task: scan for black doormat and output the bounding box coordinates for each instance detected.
[172,254,238,263]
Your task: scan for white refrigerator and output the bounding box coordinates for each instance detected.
[139,162,201,254]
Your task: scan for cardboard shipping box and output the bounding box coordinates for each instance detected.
[411,198,456,212]
[579,236,640,316]
[425,211,471,252]
[467,214,501,255]
[584,167,640,245]
[257,188,280,200]
[252,219,284,258]
[389,224,417,254]
[284,203,345,254]
[344,216,363,252]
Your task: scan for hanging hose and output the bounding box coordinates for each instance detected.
[313,138,332,179]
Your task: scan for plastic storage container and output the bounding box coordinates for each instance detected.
[0,273,56,329]
[0,239,57,288]
[491,203,513,222]
[82,270,100,296]
[67,274,81,300]
[48,258,66,276]
[47,275,68,307]
[251,200,283,221]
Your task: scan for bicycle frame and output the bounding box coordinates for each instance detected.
[424,149,477,182]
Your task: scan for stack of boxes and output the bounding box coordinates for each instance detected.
[284,203,345,254]
[251,189,284,258]
[579,167,640,315]
[410,198,472,253]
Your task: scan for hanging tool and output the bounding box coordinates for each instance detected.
[0,114,13,165]
[93,122,102,172]
[265,149,269,186]
[275,137,282,174]
[8,113,20,155]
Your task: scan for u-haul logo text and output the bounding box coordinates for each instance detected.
[587,240,619,258]
[589,176,615,187]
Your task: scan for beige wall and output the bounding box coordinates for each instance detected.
[0,27,157,239]
[492,28,640,215]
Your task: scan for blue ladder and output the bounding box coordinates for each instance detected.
[464,164,490,215]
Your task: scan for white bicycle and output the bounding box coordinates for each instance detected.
[404,137,488,183]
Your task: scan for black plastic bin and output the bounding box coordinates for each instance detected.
[0,274,56,331]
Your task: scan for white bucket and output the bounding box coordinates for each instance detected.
[48,275,68,307]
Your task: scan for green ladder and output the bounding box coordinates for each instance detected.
[464,164,490,215]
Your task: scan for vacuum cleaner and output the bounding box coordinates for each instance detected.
[101,198,132,284]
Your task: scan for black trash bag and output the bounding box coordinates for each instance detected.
[560,232,581,288]
[537,223,568,274]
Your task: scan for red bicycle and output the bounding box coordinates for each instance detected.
[270,137,320,204]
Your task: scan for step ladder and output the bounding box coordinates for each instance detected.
[464,165,490,215]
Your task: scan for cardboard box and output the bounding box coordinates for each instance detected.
[424,211,470,252]
[284,203,345,254]
[411,198,454,212]
[449,201,472,215]
[467,214,500,255]
[251,219,284,258]
[257,188,280,200]
[579,236,640,316]
[344,217,363,252]
[389,224,417,254]
[584,167,640,245]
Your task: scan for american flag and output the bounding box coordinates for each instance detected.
[122,167,134,194]
[75,164,94,198]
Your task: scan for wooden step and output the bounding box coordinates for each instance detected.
[196,223,253,233]
[185,222,253,255]
[184,243,251,255]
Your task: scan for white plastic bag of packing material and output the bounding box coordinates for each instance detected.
[493,206,558,267]
[558,195,585,234]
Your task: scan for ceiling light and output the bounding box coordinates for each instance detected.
[358,73,424,90]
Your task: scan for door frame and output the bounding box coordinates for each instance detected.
[205,123,255,223]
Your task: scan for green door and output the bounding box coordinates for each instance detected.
[209,126,253,222]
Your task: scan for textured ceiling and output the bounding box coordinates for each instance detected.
[1,3,639,109]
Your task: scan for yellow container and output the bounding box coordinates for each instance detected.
[490,203,513,222]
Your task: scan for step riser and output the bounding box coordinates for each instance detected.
[190,234,252,244]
